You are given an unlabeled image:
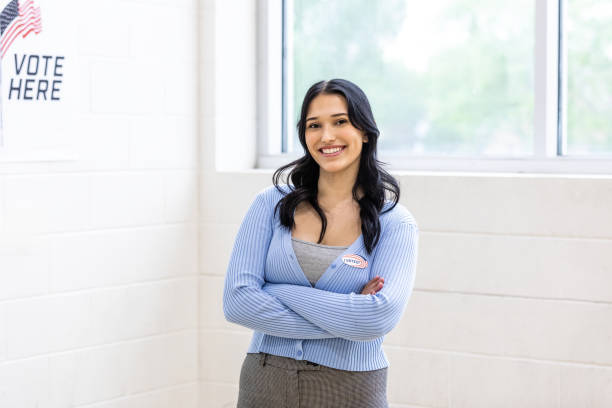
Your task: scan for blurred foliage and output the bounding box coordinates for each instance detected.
[291,0,612,156]
[291,0,534,156]
[567,0,612,154]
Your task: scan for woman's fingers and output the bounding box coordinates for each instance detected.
[367,277,381,290]
[370,281,383,295]
[361,276,384,295]
[372,277,384,293]
[360,279,376,295]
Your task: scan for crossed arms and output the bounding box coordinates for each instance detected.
[222,192,419,342]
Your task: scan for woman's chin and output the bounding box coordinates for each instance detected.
[316,157,361,176]
[318,164,350,175]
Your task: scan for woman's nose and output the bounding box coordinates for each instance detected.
[321,125,336,142]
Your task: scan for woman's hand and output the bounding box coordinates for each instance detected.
[360,276,384,295]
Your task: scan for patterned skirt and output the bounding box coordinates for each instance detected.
[237,352,388,408]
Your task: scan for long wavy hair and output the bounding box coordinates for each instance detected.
[272,78,400,254]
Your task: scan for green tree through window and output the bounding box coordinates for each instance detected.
[566,0,612,155]
[290,0,534,156]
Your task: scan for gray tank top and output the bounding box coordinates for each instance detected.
[291,237,349,287]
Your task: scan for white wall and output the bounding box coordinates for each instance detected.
[0,0,200,406]
[1,1,611,407]
[199,174,612,408]
[199,2,612,408]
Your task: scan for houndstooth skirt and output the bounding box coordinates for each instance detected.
[236,352,389,408]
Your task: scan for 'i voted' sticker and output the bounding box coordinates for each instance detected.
[341,254,368,269]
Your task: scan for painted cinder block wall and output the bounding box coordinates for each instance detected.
[1,1,610,408]
[199,1,612,407]
[0,0,199,406]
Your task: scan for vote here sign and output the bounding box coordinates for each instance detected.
[0,0,76,159]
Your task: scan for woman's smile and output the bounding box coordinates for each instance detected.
[319,145,346,157]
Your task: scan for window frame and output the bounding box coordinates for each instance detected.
[256,0,612,175]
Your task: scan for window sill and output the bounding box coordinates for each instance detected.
[256,153,612,177]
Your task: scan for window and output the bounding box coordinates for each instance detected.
[565,0,612,156]
[257,0,612,173]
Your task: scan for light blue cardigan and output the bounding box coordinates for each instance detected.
[223,184,419,371]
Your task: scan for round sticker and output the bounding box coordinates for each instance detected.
[341,254,368,269]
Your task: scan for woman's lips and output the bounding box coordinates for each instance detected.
[319,146,346,157]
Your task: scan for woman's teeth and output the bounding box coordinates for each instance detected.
[321,147,343,154]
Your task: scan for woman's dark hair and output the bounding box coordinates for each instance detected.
[272,78,400,254]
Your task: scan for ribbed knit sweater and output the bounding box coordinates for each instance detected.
[222,184,419,371]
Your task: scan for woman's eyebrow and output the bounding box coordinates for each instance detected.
[306,113,348,122]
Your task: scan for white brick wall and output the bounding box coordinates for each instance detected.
[198,3,612,408]
[198,171,612,408]
[2,0,611,407]
[0,0,199,406]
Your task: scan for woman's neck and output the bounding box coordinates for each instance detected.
[316,169,362,209]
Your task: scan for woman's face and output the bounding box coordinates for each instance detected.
[304,93,368,178]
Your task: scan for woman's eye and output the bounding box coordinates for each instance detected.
[307,120,345,128]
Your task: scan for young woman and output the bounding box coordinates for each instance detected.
[223,78,419,408]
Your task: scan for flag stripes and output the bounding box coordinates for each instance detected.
[0,0,42,58]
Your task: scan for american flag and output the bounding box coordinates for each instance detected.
[0,0,42,58]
